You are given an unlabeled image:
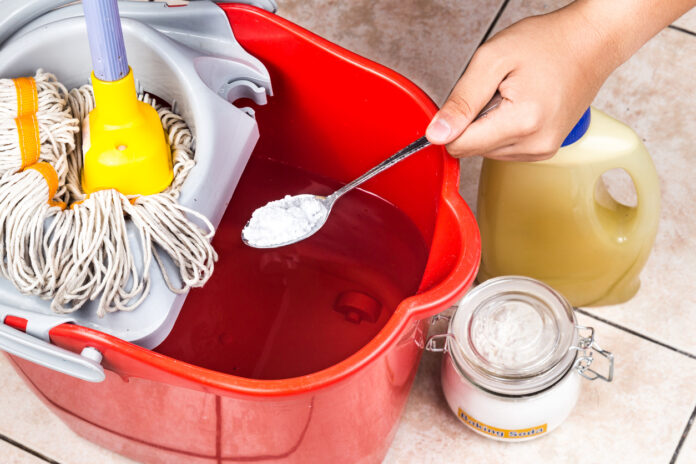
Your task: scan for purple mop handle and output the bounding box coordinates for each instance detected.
[82,0,129,82]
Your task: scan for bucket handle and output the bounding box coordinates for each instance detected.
[0,307,104,383]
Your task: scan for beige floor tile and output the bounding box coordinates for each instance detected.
[491,0,572,34]
[674,7,696,33]
[0,440,46,464]
[677,411,696,463]
[276,0,505,105]
[384,313,696,464]
[0,356,136,464]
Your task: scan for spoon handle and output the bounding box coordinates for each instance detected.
[331,137,431,200]
[330,91,503,201]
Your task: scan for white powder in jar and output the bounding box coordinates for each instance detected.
[469,300,555,371]
[242,194,328,247]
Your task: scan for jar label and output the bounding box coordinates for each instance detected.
[457,408,547,439]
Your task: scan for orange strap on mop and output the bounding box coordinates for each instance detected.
[15,113,41,169]
[25,162,66,209]
[13,77,38,117]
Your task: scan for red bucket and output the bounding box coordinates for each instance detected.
[5,4,480,463]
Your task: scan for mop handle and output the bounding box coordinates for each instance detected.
[82,0,129,82]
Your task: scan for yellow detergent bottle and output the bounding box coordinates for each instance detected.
[477,108,660,306]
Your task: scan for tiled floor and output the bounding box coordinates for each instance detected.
[0,440,46,464]
[1,1,695,463]
[273,0,505,105]
[384,313,696,463]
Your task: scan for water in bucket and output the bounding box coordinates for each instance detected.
[155,156,429,379]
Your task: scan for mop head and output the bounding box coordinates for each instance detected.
[0,70,217,317]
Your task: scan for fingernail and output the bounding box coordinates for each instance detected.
[426,115,451,143]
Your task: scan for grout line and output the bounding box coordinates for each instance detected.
[455,0,511,83]
[574,308,696,360]
[0,433,62,464]
[668,24,696,37]
[478,0,512,47]
[670,404,696,464]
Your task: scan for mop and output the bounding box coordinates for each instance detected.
[0,0,217,317]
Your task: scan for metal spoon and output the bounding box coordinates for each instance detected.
[242,92,503,249]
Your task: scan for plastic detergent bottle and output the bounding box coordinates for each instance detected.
[476,108,660,306]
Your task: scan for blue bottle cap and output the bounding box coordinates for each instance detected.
[561,108,591,147]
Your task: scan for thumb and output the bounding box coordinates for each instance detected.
[426,51,508,145]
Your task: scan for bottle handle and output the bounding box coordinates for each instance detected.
[592,146,660,245]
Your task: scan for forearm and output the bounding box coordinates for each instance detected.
[569,0,696,69]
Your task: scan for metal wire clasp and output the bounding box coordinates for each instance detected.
[570,325,614,382]
[425,333,454,353]
[424,314,453,352]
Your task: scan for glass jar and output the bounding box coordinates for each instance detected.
[427,276,614,441]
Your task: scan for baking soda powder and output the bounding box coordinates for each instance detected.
[242,194,328,247]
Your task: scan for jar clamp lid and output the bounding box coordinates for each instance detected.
[427,276,613,397]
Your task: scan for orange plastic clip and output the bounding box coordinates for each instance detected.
[13,77,38,117]
[25,162,66,209]
[15,114,40,169]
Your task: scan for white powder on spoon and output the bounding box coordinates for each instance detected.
[242,194,328,247]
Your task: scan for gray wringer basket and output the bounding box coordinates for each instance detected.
[0,0,274,361]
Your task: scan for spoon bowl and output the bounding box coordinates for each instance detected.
[241,194,334,249]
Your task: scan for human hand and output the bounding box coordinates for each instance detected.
[425,4,618,161]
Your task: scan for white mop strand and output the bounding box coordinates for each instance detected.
[48,191,151,316]
[0,70,70,119]
[0,108,78,200]
[0,168,62,296]
[126,194,216,294]
[63,86,94,203]
[141,93,195,198]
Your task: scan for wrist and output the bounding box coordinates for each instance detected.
[563,1,627,78]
